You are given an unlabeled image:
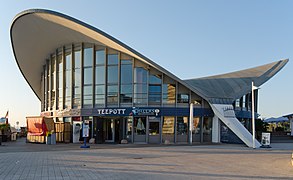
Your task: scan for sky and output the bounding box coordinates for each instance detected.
[0,1,292,127]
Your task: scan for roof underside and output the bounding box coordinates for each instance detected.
[11,9,288,104]
[184,59,288,103]
[11,9,204,101]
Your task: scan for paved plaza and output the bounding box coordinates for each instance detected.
[0,138,293,180]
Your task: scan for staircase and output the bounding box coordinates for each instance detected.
[210,103,261,148]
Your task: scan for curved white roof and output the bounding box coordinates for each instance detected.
[184,59,288,103]
[11,9,288,104]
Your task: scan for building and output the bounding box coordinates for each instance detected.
[10,9,288,147]
[283,113,293,136]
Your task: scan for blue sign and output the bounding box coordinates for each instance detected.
[130,108,160,116]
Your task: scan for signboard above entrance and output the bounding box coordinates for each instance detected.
[97,109,126,115]
[131,108,160,116]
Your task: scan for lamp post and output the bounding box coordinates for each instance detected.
[251,81,258,149]
[189,103,193,145]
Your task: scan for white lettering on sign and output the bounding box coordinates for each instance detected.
[97,109,126,115]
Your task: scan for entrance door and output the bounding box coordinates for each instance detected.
[104,119,115,143]
[148,120,160,144]
[134,117,146,143]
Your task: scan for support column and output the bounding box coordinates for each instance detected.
[212,115,220,143]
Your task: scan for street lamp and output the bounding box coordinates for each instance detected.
[251,81,259,149]
[189,103,193,145]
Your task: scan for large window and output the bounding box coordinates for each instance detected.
[177,94,189,103]
[107,85,118,104]
[95,47,105,107]
[162,116,175,143]
[64,47,72,109]
[149,74,162,105]
[177,117,188,135]
[163,84,175,105]
[45,62,49,110]
[57,52,63,109]
[120,58,133,104]
[73,45,81,108]
[83,45,93,107]
[50,55,56,110]
[134,117,146,135]
[134,67,148,105]
[107,51,118,105]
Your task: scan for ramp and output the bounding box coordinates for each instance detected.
[210,104,261,148]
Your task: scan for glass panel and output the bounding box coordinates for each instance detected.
[121,84,132,94]
[84,86,92,95]
[149,94,161,103]
[83,85,93,106]
[203,117,212,142]
[57,53,63,109]
[149,85,161,104]
[134,67,147,83]
[51,56,56,109]
[177,117,188,135]
[163,84,176,104]
[64,50,71,109]
[121,59,132,64]
[73,86,81,108]
[73,69,81,87]
[133,94,147,104]
[121,84,133,103]
[120,94,132,103]
[149,122,159,135]
[96,66,105,84]
[65,53,71,70]
[134,117,146,135]
[95,85,105,94]
[95,49,105,65]
[107,85,118,103]
[178,94,189,103]
[84,68,93,85]
[203,117,211,135]
[95,95,105,104]
[51,57,56,90]
[65,71,71,88]
[120,64,132,84]
[149,85,161,93]
[74,50,81,68]
[58,54,63,89]
[193,117,201,135]
[107,66,118,84]
[134,84,147,93]
[84,47,93,67]
[235,99,240,110]
[107,54,118,65]
[95,85,105,106]
[126,117,132,141]
[163,117,174,134]
[149,75,161,84]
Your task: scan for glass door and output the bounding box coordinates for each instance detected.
[148,117,160,144]
[192,117,201,143]
[104,119,115,143]
[134,117,146,143]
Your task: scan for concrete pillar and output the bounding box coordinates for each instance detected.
[212,115,220,143]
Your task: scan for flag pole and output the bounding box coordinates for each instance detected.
[252,81,255,149]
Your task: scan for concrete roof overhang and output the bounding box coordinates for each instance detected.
[11,9,205,101]
[184,59,288,103]
[11,9,288,105]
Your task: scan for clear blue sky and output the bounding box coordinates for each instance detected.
[0,1,292,127]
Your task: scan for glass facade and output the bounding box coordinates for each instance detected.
[43,43,202,110]
[41,42,213,144]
